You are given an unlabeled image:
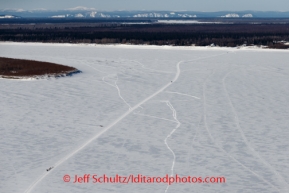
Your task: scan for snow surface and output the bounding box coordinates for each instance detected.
[0,43,289,193]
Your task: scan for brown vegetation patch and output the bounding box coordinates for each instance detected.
[0,57,80,78]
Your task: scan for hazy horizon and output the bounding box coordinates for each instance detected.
[2,7,289,12]
[1,0,289,12]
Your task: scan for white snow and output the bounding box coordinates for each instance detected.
[89,11,97,18]
[66,6,96,11]
[0,42,289,193]
[133,13,159,17]
[99,13,111,18]
[51,15,66,18]
[0,15,16,19]
[15,9,25,12]
[221,13,240,18]
[132,13,195,18]
[242,14,253,18]
[74,13,84,18]
[177,14,197,18]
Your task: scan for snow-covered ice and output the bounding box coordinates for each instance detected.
[0,43,289,193]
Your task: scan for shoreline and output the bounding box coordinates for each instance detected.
[0,69,81,80]
[1,41,289,52]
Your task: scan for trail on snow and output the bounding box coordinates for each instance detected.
[165,91,200,99]
[202,68,280,192]
[223,70,289,191]
[102,74,132,110]
[24,53,226,193]
[163,101,181,193]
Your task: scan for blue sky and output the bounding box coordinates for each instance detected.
[1,0,289,11]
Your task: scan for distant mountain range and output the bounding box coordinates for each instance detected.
[1,7,289,19]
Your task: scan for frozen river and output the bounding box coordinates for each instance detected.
[0,43,289,193]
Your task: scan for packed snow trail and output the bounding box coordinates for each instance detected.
[102,74,132,110]
[23,60,181,193]
[165,91,200,99]
[163,101,181,193]
[24,53,226,193]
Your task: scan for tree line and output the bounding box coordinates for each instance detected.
[1,24,289,48]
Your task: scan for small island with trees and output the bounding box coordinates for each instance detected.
[0,57,81,79]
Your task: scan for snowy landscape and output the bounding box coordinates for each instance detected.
[0,43,289,193]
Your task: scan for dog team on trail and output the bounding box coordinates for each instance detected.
[46,167,53,172]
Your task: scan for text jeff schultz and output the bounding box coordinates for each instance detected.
[70,174,226,185]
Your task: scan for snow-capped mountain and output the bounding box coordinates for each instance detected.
[74,13,84,18]
[133,13,168,17]
[99,13,111,18]
[132,12,196,18]
[89,11,97,17]
[0,8,287,18]
[65,6,96,11]
[0,15,20,19]
[50,15,65,18]
[221,13,240,18]
[50,11,119,18]
[242,14,253,18]
[220,13,254,18]
[1,8,25,12]
[177,14,197,18]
